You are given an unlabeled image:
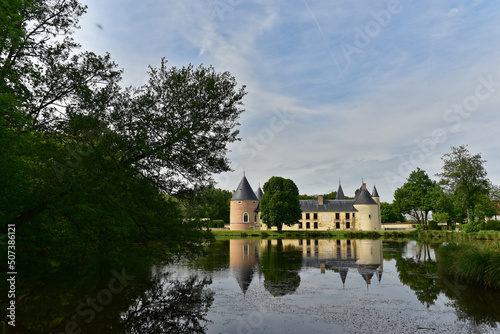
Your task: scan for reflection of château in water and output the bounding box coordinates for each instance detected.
[229,239,383,294]
[294,239,384,287]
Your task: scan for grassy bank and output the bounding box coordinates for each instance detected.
[211,229,415,240]
[436,242,500,289]
[211,229,500,241]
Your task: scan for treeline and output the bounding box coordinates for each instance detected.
[390,146,500,230]
[0,0,246,267]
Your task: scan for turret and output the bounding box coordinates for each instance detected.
[230,175,260,230]
[353,183,381,231]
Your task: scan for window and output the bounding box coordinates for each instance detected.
[243,213,249,223]
[369,214,371,219]
[346,240,351,246]
[336,240,341,246]
[299,240,303,246]
[346,222,350,229]
[306,222,311,229]
[314,222,318,229]
[336,222,340,229]
[306,240,311,246]
[238,201,242,204]
[299,222,303,229]
[254,213,257,222]
[353,213,356,218]
[313,213,318,220]
[335,213,340,220]
[346,213,350,219]
[306,213,310,220]
[314,240,319,246]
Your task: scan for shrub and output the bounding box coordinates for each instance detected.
[211,220,225,228]
[428,221,442,230]
[483,220,500,231]
[462,222,481,233]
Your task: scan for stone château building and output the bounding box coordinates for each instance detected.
[229,175,382,231]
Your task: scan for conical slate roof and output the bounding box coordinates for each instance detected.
[336,183,346,200]
[255,186,264,200]
[354,184,364,200]
[231,175,258,201]
[354,189,377,205]
[372,185,380,198]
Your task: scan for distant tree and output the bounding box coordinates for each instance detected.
[436,145,490,224]
[393,168,436,230]
[178,186,232,223]
[380,202,406,223]
[260,177,302,231]
[298,194,317,200]
[432,186,466,228]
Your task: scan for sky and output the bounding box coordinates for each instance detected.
[73,0,500,202]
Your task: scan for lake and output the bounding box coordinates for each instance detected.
[11,239,500,333]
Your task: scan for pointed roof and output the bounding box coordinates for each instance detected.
[255,186,264,200]
[336,183,345,200]
[372,185,380,198]
[231,175,258,201]
[354,188,377,205]
[339,268,348,286]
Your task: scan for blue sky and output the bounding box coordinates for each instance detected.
[74,0,500,201]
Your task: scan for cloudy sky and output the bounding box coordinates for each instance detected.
[74,0,500,201]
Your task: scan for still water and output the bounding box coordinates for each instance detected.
[11,239,500,333]
[164,239,500,334]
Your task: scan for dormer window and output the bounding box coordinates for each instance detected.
[238,201,242,204]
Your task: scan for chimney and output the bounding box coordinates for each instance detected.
[362,183,367,191]
[318,195,324,205]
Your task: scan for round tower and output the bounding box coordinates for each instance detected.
[353,183,381,231]
[230,175,260,230]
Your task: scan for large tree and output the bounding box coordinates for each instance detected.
[380,202,406,223]
[436,145,490,224]
[393,168,436,230]
[260,176,302,231]
[1,0,246,266]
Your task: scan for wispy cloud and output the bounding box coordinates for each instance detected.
[74,0,500,200]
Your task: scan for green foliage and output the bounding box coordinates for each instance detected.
[436,243,500,289]
[178,186,232,222]
[463,222,482,233]
[0,0,244,267]
[211,220,225,228]
[484,220,500,231]
[437,145,491,224]
[260,176,302,232]
[393,168,437,229]
[380,202,406,223]
[428,220,441,230]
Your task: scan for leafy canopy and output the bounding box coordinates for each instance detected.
[1,0,246,266]
[260,176,302,231]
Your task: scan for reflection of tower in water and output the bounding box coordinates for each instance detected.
[229,240,259,294]
[356,239,384,286]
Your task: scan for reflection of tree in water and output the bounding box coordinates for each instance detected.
[439,274,500,326]
[394,241,440,307]
[119,273,214,334]
[260,240,302,296]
